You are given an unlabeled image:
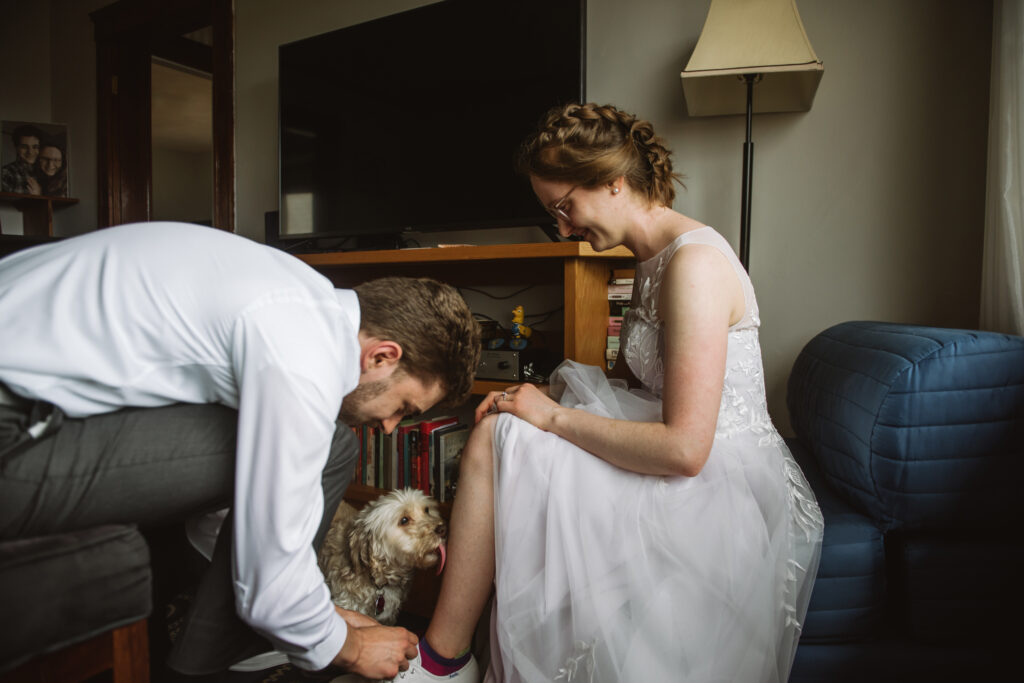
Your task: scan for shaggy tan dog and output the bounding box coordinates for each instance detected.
[318,488,447,625]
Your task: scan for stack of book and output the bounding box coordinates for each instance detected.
[352,416,470,502]
[606,268,634,370]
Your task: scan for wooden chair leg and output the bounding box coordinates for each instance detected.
[112,619,149,683]
[0,618,149,683]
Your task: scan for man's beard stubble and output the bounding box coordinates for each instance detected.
[338,376,390,427]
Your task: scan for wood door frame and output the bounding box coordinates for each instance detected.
[91,0,235,231]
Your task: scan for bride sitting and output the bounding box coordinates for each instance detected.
[391,102,824,683]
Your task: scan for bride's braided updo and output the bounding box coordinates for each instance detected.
[516,102,683,206]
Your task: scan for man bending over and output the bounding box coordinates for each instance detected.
[0,222,480,679]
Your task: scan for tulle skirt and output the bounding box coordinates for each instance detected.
[485,362,823,683]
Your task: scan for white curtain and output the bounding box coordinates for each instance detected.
[981,0,1024,335]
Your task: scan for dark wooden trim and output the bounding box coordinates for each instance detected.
[91,0,211,44]
[211,0,235,231]
[152,36,213,73]
[92,34,153,228]
[94,40,116,227]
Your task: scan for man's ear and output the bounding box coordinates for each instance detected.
[361,339,403,374]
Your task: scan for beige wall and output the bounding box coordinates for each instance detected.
[587,0,990,430]
[0,0,108,235]
[0,0,52,232]
[235,0,991,432]
[1,0,992,433]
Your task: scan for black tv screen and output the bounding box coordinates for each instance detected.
[277,0,586,250]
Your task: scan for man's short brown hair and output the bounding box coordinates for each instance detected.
[354,277,480,408]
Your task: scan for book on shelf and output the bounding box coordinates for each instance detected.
[610,268,635,285]
[351,426,362,485]
[394,418,422,489]
[607,282,632,300]
[606,266,631,371]
[376,429,387,488]
[431,422,469,502]
[365,424,377,487]
[418,415,458,496]
[381,430,395,488]
[349,410,479,499]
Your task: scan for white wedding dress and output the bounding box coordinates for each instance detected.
[486,227,824,683]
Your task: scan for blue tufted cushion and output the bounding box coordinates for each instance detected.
[787,322,1024,532]
[789,440,886,642]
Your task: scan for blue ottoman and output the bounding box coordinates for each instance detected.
[786,321,1023,681]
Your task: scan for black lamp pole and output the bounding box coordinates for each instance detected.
[739,73,757,271]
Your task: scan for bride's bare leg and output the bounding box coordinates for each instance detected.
[424,415,497,658]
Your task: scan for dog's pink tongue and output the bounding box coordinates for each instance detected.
[437,542,447,575]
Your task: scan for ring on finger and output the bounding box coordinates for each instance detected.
[501,391,508,401]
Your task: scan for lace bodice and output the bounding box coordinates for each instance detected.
[621,227,781,444]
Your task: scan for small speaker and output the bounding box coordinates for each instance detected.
[264,210,280,246]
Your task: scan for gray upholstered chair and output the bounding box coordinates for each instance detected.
[0,524,152,682]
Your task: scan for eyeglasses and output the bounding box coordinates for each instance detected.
[546,185,578,223]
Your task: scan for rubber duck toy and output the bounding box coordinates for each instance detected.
[510,305,532,350]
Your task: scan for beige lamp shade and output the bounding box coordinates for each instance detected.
[681,0,823,116]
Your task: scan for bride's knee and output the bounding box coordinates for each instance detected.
[460,415,496,475]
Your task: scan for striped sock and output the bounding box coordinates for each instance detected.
[418,638,471,676]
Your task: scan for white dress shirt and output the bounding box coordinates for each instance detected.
[0,222,359,670]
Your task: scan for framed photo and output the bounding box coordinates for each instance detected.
[1,120,69,198]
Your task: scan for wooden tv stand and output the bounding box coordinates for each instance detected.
[298,241,634,396]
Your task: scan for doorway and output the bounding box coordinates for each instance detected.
[91,0,234,231]
[151,58,214,225]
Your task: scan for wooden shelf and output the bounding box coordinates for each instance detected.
[298,241,634,395]
[0,192,79,237]
[298,241,632,267]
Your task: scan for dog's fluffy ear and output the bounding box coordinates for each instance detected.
[349,513,393,584]
[348,516,373,574]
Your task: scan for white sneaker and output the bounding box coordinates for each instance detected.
[228,650,289,671]
[391,651,480,682]
[326,651,480,683]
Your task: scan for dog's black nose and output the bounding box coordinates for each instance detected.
[436,523,446,536]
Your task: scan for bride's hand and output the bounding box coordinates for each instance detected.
[474,383,560,431]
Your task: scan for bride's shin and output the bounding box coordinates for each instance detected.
[424,415,498,658]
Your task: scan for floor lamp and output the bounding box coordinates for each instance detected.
[680,0,823,271]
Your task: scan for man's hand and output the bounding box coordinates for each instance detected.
[335,605,380,629]
[332,620,418,679]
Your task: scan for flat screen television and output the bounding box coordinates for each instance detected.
[276,0,586,251]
